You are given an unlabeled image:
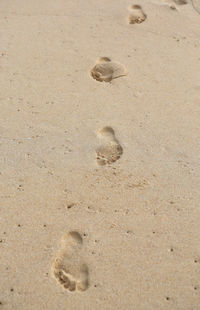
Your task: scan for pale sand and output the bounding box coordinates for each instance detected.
[1,0,200,309]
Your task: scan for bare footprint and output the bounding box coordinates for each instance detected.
[96,127,123,165]
[52,231,89,292]
[128,5,147,24]
[90,57,127,82]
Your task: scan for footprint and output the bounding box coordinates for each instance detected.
[52,231,89,292]
[128,5,147,24]
[96,127,123,165]
[90,57,127,82]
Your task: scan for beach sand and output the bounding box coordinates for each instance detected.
[1,0,200,309]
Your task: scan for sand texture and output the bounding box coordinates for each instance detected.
[1,0,200,309]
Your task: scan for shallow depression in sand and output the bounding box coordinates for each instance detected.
[52,231,89,292]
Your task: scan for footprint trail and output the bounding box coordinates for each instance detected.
[52,231,89,292]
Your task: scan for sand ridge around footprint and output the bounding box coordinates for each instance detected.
[162,0,188,6]
[52,231,89,292]
[90,57,127,82]
[96,127,123,166]
[192,0,200,13]
[128,4,147,24]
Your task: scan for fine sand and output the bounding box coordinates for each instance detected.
[1,0,200,309]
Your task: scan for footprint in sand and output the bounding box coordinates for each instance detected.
[128,5,147,24]
[90,57,127,82]
[96,127,123,166]
[52,231,89,292]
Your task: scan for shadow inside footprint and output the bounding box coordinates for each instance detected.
[52,231,89,292]
[128,5,147,24]
[90,57,127,82]
[174,0,187,4]
[96,127,123,165]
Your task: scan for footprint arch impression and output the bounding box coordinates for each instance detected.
[96,127,123,165]
[52,231,89,292]
[128,5,147,24]
[90,57,127,82]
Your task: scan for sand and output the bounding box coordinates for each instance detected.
[0,0,200,309]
